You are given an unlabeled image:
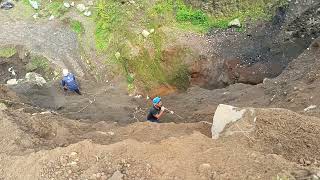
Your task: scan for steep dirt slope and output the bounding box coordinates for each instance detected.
[161,37,320,123]
[2,103,320,179]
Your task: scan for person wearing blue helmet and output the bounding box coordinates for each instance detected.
[147,96,166,123]
[61,69,81,95]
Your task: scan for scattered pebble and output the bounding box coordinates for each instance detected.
[84,10,92,17]
[76,4,86,12]
[64,2,70,8]
[49,15,55,21]
[304,105,317,112]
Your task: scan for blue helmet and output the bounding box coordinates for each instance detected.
[153,97,161,105]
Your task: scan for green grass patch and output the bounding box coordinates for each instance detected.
[26,55,57,80]
[0,47,17,58]
[70,20,85,35]
[40,1,67,17]
[26,55,49,72]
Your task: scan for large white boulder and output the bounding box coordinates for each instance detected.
[25,72,47,86]
[211,104,247,139]
[6,79,18,85]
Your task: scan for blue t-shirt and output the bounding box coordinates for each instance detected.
[61,73,79,90]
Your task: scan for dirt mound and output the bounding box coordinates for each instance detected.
[253,109,320,166]
[2,103,320,179]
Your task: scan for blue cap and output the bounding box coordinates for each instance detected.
[153,97,161,105]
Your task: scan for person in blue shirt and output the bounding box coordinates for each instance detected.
[147,97,166,123]
[61,69,81,95]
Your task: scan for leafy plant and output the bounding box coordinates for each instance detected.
[70,20,85,35]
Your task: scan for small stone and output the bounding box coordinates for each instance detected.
[228,18,241,28]
[49,15,55,21]
[70,1,75,6]
[129,0,135,4]
[32,13,39,19]
[87,0,94,6]
[70,152,77,156]
[84,10,92,17]
[0,103,7,111]
[64,2,70,8]
[142,30,150,38]
[108,131,115,136]
[96,173,101,178]
[149,29,155,33]
[69,161,77,166]
[29,0,39,9]
[68,170,72,174]
[115,52,121,59]
[76,4,86,12]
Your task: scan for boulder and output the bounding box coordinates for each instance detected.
[76,4,86,12]
[6,79,18,85]
[228,18,241,28]
[211,104,246,139]
[25,72,46,86]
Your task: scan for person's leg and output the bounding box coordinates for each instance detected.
[74,88,82,95]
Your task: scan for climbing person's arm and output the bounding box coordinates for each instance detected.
[154,107,165,119]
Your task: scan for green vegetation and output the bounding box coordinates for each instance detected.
[70,20,85,35]
[26,55,49,72]
[95,0,288,91]
[152,0,288,30]
[95,0,190,91]
[25,55,57,80]
[41,1,67,17]
[0,47,17,58]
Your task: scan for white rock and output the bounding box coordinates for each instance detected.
[6,79,18,85]
[76,4,86,12]
[0,103,7,111]
[28,0,39,9]
[142,30,150,38]
[115,52,121,59]
[149,29,155,34]
[107,131,115,136]
[70,152,77,156]
[87,0,93,6]
[25,72,47,86]
[228,18,241,28]
[8,67,16,76]
[129,0,135,4]
[49,15,55,21]
[211,104,246,139]
[70,1,75,6]
[304,105,317,112]
[64,2,70,8]
[84,10,92,17]
[32,13,39,19]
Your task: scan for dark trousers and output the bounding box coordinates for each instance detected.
[64,87,82,95]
